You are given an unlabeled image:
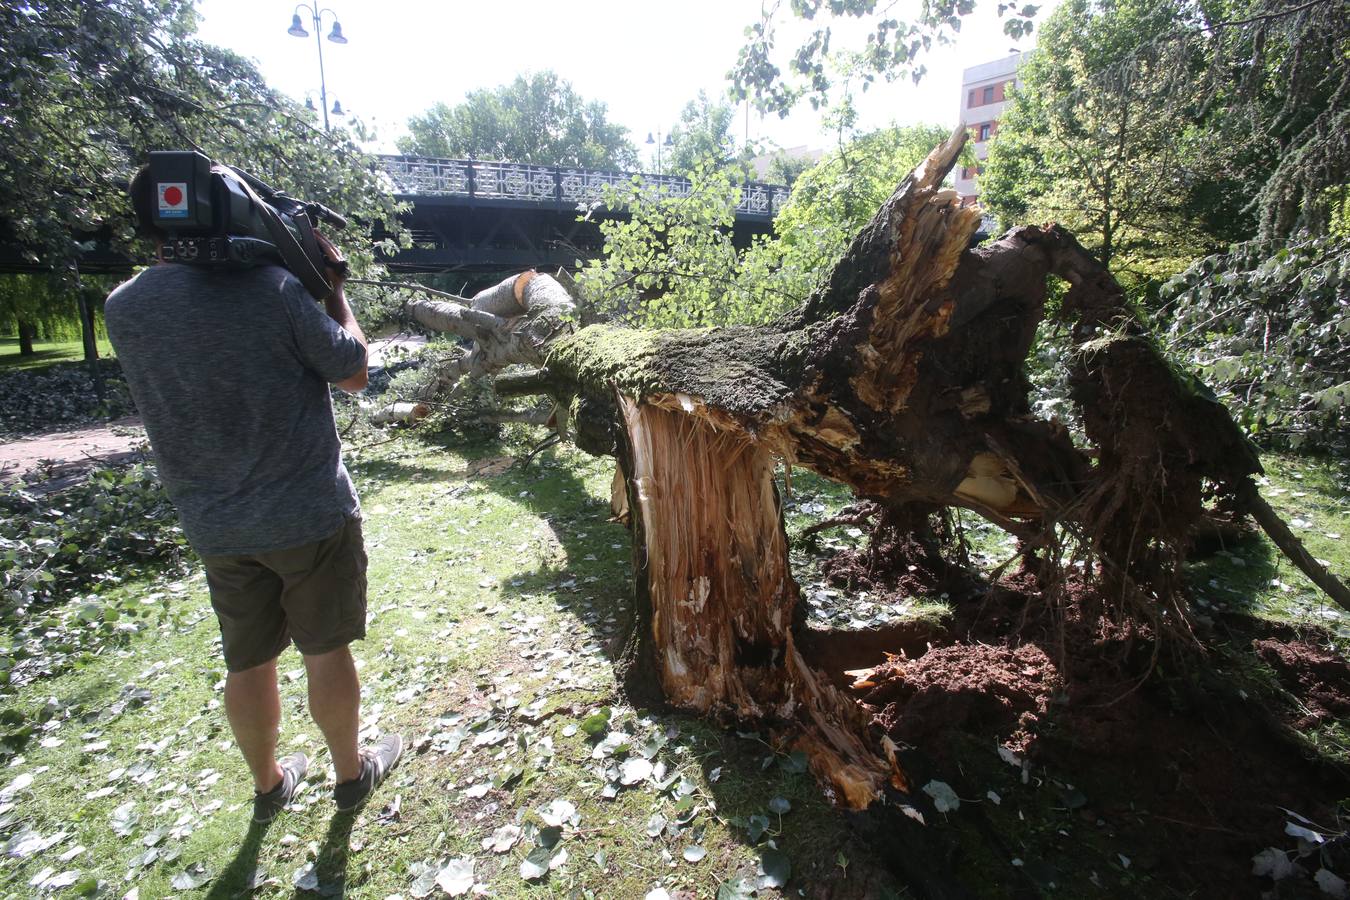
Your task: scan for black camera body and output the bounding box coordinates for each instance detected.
[148,150,348,299]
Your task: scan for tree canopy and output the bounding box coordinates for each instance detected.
[398,72,639,170]
[0,0,403,276]
[980,0,1218,275]
[734,0,1348,247]
[666,91,742,177]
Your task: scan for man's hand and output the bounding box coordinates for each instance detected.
[313,231,367,393]
[315,232,348,288]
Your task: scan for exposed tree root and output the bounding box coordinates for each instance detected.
[394,127,1350,892]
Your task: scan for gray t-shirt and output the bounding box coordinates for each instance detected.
[105,263,364,556]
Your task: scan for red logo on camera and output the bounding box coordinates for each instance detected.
[158,182,189,218]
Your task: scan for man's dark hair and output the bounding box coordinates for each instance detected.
[128,164,166,241]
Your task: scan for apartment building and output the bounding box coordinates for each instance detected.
[954,52,1022,208]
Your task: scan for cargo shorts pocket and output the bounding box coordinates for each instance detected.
[271,517,368,656]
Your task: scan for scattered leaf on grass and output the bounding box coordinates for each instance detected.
[579,707,611,737]
[172,864,209,890]
[110,802,138,836]
[539,798,577,827]
[435,857,475,897]
[482,824,521,853]
[746,814,771,843]
[759,846,792,888]
[292,862,319,891]
[646,814,667,838]
[683,845,706,863]
[0,772,33,799]
[717,877,756,899]
[923,780,961,813]
[621,757,653,785]
[520,846,551,881]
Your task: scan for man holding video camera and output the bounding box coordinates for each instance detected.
[105,164,402,824]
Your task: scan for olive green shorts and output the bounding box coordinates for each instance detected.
[201,516,368,672]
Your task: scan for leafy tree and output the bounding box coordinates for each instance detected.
[574,169,771,328]
[766,152,816,186]
[399,72,639,169]
[1162,233,1350,450]
[0,0,406,348]
[666,91,742,177]
[575,123,951,329]
[746,123,953,303]
[730,0,1041,116]
[735,0,1348,244]
[0,277,63,356]
[981,0,1216,276]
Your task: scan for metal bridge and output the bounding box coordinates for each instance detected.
[0,158,789,276]
[376,155,788,273]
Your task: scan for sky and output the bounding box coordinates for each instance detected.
[195,0,1051,165]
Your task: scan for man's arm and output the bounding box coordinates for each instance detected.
[318,234,368,394]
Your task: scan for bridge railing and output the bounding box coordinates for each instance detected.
[377,155,789,219]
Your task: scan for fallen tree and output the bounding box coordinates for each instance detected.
[398,128,1349,868]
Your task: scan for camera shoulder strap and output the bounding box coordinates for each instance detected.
[216,167,334,301]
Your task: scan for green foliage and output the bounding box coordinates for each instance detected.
[574,167,787,328]
[766,152,816,186]
[0,463,190,685]
[576,123,950,328]
[666,91,744,178]
[0,359,133,439]
[982,0,1347,261]
[0,0,405,279]
[1162,233,1350,450]
[982,0,1223,280]
[398,72,638,169]
[731,0,1039,115]
[0,276,79,345]
[748,123,952,303]
[737,0,1347,246]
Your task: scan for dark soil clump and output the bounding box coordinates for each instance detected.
[865,642,1060,751]
[1255,637,1350,727]
[810,557,1350,898]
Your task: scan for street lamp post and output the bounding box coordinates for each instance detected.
[645,129,674,174]
[287,5,348,132]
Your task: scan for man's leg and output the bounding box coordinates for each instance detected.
[302,646,362,783]
[223,658,284,793]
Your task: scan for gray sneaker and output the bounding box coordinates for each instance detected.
[253,752,308,824]
[333,734,403,812]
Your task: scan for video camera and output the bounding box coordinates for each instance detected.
[147,150,349,300]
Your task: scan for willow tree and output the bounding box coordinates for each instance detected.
[397,131,1348,827]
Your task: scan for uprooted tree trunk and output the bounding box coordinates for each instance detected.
[403,129,1350,851]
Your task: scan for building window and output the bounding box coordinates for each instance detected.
[978,123,992,141]
[982,86,994,104]
[968,90,977,108]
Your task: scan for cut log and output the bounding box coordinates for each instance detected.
[369,401,431,426]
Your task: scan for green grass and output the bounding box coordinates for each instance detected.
[1,429,1346,898]
[0,433,905,898]
[1188,452,1350,639]
[0,337,114,372]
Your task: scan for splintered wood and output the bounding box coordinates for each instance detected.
[620,397,892,808]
